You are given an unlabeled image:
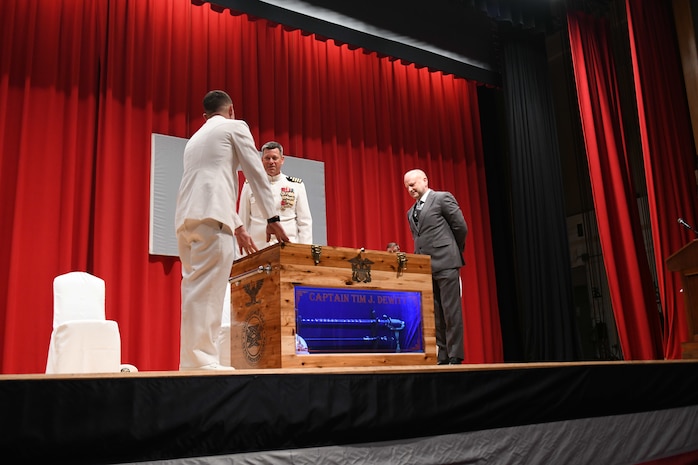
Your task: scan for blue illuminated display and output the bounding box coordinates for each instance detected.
[294,286,424,354]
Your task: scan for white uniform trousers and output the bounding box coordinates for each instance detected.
[177,218,235,369]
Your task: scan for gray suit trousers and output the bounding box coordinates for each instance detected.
[432,267,465,361]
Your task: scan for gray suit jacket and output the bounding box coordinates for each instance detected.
[408,190,468,273]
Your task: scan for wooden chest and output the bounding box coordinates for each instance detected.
[228,243,436,368]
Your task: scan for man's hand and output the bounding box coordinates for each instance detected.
[266,222,290,244]
[234,226,258,255]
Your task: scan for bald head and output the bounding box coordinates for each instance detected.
[404,169,429,200]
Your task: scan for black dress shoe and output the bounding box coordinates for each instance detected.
[437,360,449,365]
[448,357,463,365]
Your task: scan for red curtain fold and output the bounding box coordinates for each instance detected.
[0,0,502,373]
[625,0,698,359]
[567,11,662,359]
[0,0,108,370]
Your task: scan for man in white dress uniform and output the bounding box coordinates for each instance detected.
[238,141,313,252]
[175,90,289,371]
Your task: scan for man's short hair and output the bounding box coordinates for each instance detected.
[203,90,232,114]
[261,141,284,156]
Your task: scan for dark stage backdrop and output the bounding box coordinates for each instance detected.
[0,0,502,373]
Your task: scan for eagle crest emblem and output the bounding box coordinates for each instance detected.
[349,254,374,283]
[243,279,264,306]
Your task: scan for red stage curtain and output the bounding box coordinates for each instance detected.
[0,0,502,373]
[625,0,698,359]
[567,11,662,359]
[0,0,109,371]
[638,449,698,465]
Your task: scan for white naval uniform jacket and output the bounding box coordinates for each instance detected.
[175,116,276,232]
[238,171,313,252]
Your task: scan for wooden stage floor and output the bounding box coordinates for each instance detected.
[5,359,689,379]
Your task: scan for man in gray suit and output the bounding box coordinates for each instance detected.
[404,169,468,365]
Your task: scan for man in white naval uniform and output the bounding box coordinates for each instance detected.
[175,91,289,371]
[238,141,313,252]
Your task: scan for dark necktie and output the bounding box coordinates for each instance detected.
[413,200,424,223]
